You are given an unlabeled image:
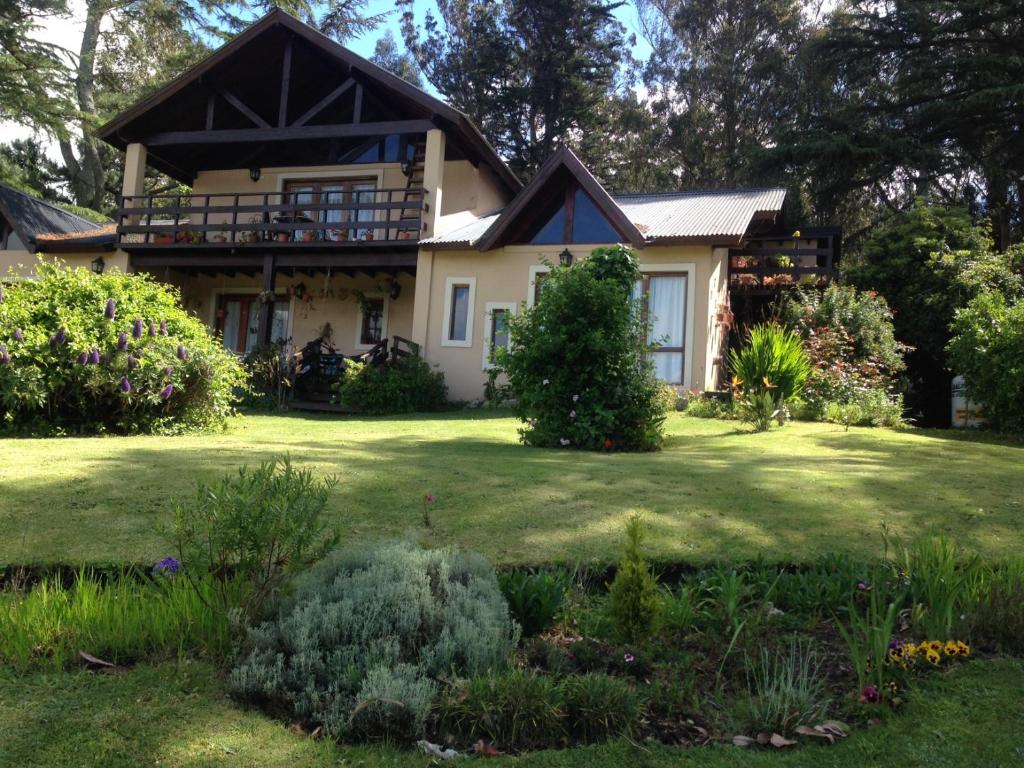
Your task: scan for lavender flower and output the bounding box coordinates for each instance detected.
[133,319,144,338]
[152,557,181,576]
[176,344,188,361]
[50,327,67,348]
[104,298,116,320]
[88,348,100,365]
[159,384,174,399]
[77,352,88,365]
[163,365,173,376]
[120,377,132,393]
[0,345,9,365]
[126,354,138,370]
[159,320,168,336]
[13,328,23,343]
[148,322,157,337]
[117,332,128,351]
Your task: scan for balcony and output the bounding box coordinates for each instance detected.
[728,227,840,293]
[116,187,424,249]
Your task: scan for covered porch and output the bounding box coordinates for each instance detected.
[134,249,419,403]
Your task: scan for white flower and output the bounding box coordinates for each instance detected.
[543,379,549,385]
[559,437,570,446]
[572,394,579,402]
[569,410,576,418]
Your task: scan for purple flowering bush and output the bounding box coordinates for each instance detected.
[498,245,667,451]
[0,261,244,434]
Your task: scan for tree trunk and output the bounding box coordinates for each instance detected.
[61,0,109,211]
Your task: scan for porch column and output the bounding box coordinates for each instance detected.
[411,249,434,351]
[257,254,276,346]
[122,143,147,199]
[421,128,445,239]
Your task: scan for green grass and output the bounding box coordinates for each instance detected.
[1,412,1021,567]
[1,658,1021,767]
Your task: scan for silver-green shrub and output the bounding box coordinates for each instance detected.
[229,539,518,743]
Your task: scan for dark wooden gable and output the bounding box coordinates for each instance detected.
[477,146,644,251]
[98,10,519,192]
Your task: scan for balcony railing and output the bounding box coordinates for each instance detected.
[728,228,840,292]
[116,187,424,247]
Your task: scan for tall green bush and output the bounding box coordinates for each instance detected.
[0,261,244,434]
[607,513,660,643]
[947,291,1024,434]
[229,539,517,744]
[730,324,810,431]
[500,245,667,451]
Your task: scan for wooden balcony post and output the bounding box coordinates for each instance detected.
[257,253,276,345]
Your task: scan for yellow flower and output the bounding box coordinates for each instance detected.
[925,648,941,666]
[926,640,943,653]
[793,229,802,238]
[944,641,959,656]
[956,641,971,657]
[903,643,918,657]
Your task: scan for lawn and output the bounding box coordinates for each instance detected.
[1,412,1021,567]
[2,658,1021,768]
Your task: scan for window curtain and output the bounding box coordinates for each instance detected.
[648,276,686,384]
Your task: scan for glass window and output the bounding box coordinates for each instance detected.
[572,188,621,243]
[636,275,687,385]
[491,308,510,352]
[360,297,385,346]
[449,285,470,341]
[530,205,567,244]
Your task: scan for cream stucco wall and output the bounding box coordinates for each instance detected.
[160,269,415,354]
[418,243,722,402]
[0,250,130,278]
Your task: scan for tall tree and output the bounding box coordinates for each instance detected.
[775,1,1024,249]
[0,138,65,199]
[636,0,806,188]
[0,0,76,135]
[370,29,421,86]
[401,0,630,179]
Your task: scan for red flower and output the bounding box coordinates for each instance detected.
[604,438,613,449]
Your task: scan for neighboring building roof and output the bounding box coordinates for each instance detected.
[97,9,521,194]
[420,152,787,249]
[0,184,115,252]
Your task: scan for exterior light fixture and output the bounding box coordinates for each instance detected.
[90,256,105,274]
[249,167,262,183]
[558,248,574,267]
[400,159,412,177]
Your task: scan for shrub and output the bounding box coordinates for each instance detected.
[947,291,1024,433]
[333,354,448,414]
[607,513,660,643]
[172,457,339,620]
[562,673,641,743]
[744,637,828,735]
[682,392,732,419]
[967,560,1024,654]
[229,540,517,744]
[729,324,810,431]
[242,344,290,410]
[823,390,906,428]
[0,568,232,671]
[659,585,699,636]
[500,245,667,451]
[439,670,566,751]
[0,261,244,434]
[498,569,570,637]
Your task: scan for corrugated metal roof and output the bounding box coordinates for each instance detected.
[613,188,786,240]
[421,213,500,246]
[421,187,786,248]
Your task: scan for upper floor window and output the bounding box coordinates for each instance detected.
[345,135,418,165]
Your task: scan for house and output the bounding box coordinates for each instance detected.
[4,10,838,402]
[0,184,122,275]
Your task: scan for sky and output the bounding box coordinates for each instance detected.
[0,0,653,162]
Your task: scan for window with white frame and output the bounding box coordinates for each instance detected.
[442,277,476,347]
[483,302,516,369]
[527,265,550,308]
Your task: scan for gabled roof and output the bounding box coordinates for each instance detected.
[0,184,114,252]
[476,146,645,251]
[421,151,786,249]
[97,9,520,193]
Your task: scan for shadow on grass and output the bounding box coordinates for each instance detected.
[3,413,1023,568]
